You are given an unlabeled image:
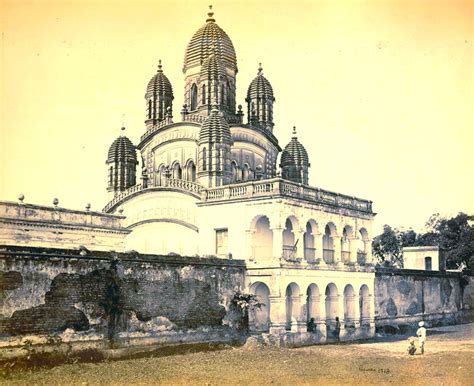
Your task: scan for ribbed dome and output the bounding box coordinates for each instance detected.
[107,133,137,163]
[183,8,237,73]
[145,61,174,99]
[281,131,310,167]
[247,65,275,101]
[199,106,233,145]
[200,52,225,79]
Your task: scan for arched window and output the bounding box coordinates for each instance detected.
[190,83,198,110]
[242,164,250,181]
[220,84,225,105]
[202,147,207,171]
[425,256,432,271]
[227,80,232,106]
[214,79,218,102]
[172,163,182,179]
[108,166,113,187]
[231,161,238,182]
[186,160,196,182]
[202,84,206,105]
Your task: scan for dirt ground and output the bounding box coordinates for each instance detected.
[1,323,473,385]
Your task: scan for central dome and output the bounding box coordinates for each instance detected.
[183,7,237,73]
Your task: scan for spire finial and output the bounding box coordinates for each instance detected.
[157,59,162,72]
[258,63,263,75]
[292,126,297,137]
[207,5,215,22]
[120,125,126,135]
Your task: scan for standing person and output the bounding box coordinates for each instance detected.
[416,321,427,354]
[334,316,341,342]
[307,317,317,333]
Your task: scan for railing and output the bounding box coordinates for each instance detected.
[141,119,172,142]
[103,179,203,212]
[304,247,316,260]
[202,178,373,213]
[341,251,351,264]
[357,252,367,265]
[282,245,297,260]
[323,249,335,264]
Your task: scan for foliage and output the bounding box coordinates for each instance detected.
[230,292,264,332]
[372,213,474,269]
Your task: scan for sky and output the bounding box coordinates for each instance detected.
[1,0,473,234]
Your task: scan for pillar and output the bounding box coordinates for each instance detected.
[318,294,327,340]
[337,294,346,338]
[246,229,255,261]
[333,234,342,264]
[269,295,286,334]
[369,294,376,334]
[350,237,359,263]
[314,233,326,266]
[295,229,305,260]
[365,239,374,264]
[353,294,361,328]
[271,227,283,259]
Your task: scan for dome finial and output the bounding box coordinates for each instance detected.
[258,63,263,75]
[292,126,297,137]
[207,5,215,22]
[157,59,162,72]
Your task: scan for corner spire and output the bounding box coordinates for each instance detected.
[206,5,215,22]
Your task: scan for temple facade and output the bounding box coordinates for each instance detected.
[103,6,377,340]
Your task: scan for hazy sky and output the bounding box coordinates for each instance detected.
[1,0,473,234]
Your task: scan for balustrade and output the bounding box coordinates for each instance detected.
[282,245,297,260]
[323,249,335,264]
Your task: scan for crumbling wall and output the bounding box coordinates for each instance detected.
[375,268,472,332]
[0,246,245,348]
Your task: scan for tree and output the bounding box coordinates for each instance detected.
[372,213,474,270]
[372,225,404,267]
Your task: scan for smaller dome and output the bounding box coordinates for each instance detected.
[281,127,310,167]
[199,105,233,145]
[200,52,225,80]
[246,64,275,101]
[145,60,174,99]
[107,130,137,164]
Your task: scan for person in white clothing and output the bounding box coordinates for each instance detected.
[416,321,427,354]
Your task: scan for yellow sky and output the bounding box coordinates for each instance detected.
[1,0,473,233]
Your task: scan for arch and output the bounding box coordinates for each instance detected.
[242,163,250,181]
[343,284,356,327]
[249,282,270,332]
[285,282,301,330]
[251,215,273,261]
[190,83,198,111]
[226,79,232,106]
[283,217,297,259]
[156,164,167,186]
[202,84,206,105]
[323,223,337,263]
[306,284,320,322]
[172,162,182,179]
[357,227,370,264]
[231,161,239,183]
[185,160,196,182]
[341,225,353,264]
[425,256,432,271]
[325,283,339,325]
[359,284,370,326]
[304,220,317,261]
[220,83,225,105]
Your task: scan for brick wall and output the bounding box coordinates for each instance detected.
[0,246,245,344]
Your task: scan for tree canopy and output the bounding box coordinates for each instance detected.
[372,213,474,270]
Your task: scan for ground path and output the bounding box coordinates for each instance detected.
[2,323,473,385]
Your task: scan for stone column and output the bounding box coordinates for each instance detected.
[269,295,286,334]
[317,294,327,340]
[314,233,326,267]
[337,294,346,338]
[353,294,361,328]
[271,227,283,260]
[295,229,305,260]
[350,236,359,263]
[333,234,342,264]
[365,239,374,264]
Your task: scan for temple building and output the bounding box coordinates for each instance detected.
[102,6,376,339]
